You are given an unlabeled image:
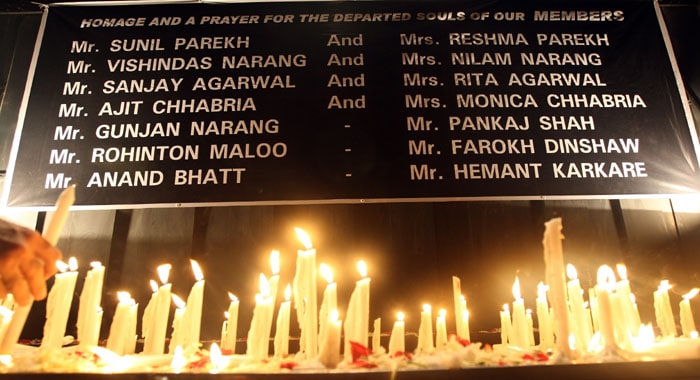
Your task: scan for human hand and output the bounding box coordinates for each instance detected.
[0,219,62,306]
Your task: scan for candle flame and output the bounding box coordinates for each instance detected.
[117,291,131,303]
[537,282,549,299]
[397,312,404,322]
[170,346,186,372]
[658,280,672,291]
[284,284,291,301]
[0,306,13,319]
[502,304,509,312]
[228,292,238,303]
[90,261,103,269]
[270,250,280,275]
[684,288,700,300]
[596,265,616,289]
[438,308,446,318]
[616,263,628,280]
[190,260,204,281]
[512,276,522,300]
[330,309,339,322]
[157,264,172,285]
[357,260,368,278]
[68,257,78,271]
[566,264,578,280]
[224,311,230,319]
[631,323,655,351]
[294,227,313,250]
[149,280,158,293]
[209,343,225,370]
[172,294,186,309]
[56,260,69,273]
[259,273,270,297]
[422,304,431,313]
[320,263,334,284]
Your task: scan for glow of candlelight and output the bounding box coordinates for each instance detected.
[259,274,270,297]
[683,288,699,300]
[512,277,522,300]
[320,263,333,284]
[357,260,367,278]
[423,304,431,313]
[566,263,578,280]
[597,265,616,290]
[157,264,172,285]
[172,294,186,309]
[295,228,312,250]
[270,250,280,275]
[149,280,158,293]
[229,293,238,303]
[191,260,204,281]
[617,263,628,280]
[397,311,404,322]
[439,308,446,318]
[171,346,186,372]
[537,282,549,299]
[285,284,291,301]
[56,260,69,273]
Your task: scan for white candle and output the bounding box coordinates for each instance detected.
[500,304,512,345]
[274,284,292,357]
[536,282,554,350]
[142,264,172,354]
[566,264,589,351]
[372,317,382,353]
[220,293,239,352]
[181,260,204,350]
[0,185,75,354]
[343,260,370,361]
[269,250,281,303]
[0,307,14,344]
[388,312,405,355]
[435,309,447,349]
[526,309,535,346]
[542,217,573,359]
[318,309,342,368]
[680,288,698,338]
[246,273,274,360]
[292,228,318,358]
[510,276,530,348]
[41,257,79,350]
[653,280,677,338]
[318,263,337,348]
[417,304,434,354]
[77,261,105,347]
[616,264,640,338]
[452,276,463,338]
[595,265,618,350]
[106,291,136,355]
[168,294,187,353]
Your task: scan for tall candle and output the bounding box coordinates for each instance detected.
[106,291,136,355]
[616,264,640,338]
[435,309,447,349]
[220,293,239,352]
[459,295,470,341]
[510,276,530,348]
[292,228,318,358]
[526,309,535,346]
[274,284,292,357]
[500,304,512,345]
[372,317,382,353]
[388,312,405,355]
[142,264,172,354]
[417,304,434,354]
[653,280,677,338]
[41,257,79,350]
[452,276,464,338]
[536,282,554,350]
[318,309,341,368]
[595,265,618,350]
[0,185,75,354]
[269,250,281,303]
[680,288,699,338]
[542,217,573,359]
[318,263,337,348]
[246,273,274,360]
[168,294,187,353]
[77,261,105,347]
[181,260,204,350]
[566,264,589,352]
[344,260,370,361]
[0,307,13,344]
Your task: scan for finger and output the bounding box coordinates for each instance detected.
[0,282,8,301]
[4,272,32,307]
[24,233,61,278]
[20,257,48,301]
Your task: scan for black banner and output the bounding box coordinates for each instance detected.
[3,0,699,209]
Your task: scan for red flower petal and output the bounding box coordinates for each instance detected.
[280,361,299,370]
[349,341,372,363]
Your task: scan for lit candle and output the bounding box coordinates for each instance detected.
[41,257,79,350]
[653,280,677,338]
[616,264,640,338]
[142,264,172,354]
[77,261,105,347]
[168,294,187,353]
[388,312,405,355]
[292,228,318,358]
[0,307,13,345]
[0,185,75,354]
[274,284,292,357]
[510,276,530,348]
[595,265,618,350]
[318,309,342,368]
[181,259,205,350]
[318,263,337,348]
[452,276,464,338]
[526,309,535,346]
[542,217,573,358]
[246,273,274,360]
[343,260,370,361]
[500,304,512,345]
[220,293,239,352]
[106,291,136,355]
[372,317,382,353]
[269,250,281,303]
[680,288,699,338]
[566,264,589,351]
[536,282,554,350]
[435,309,447,349]
[417,304,434,354]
